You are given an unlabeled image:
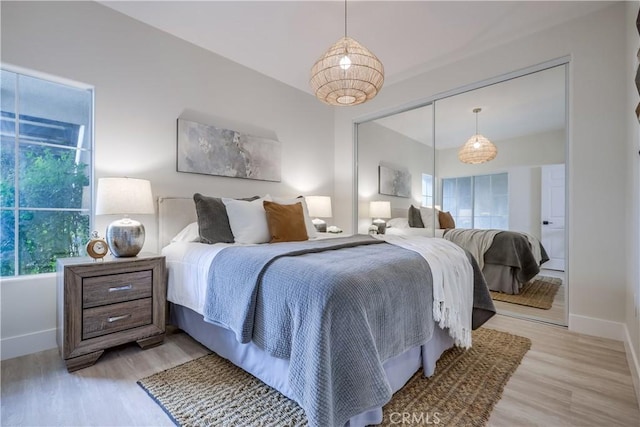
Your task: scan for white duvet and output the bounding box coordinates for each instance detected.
[162,241,231,314]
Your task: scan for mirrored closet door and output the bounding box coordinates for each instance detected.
[355,63,568,326]
[356,104,436,235]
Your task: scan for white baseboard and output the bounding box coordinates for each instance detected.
[568,315,639,407]
[623,324,640,410]
[1,328,57,361]
[568,314,626,341]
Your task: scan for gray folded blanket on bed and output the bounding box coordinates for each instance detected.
[203,235,494,427]
[483,231,550,283]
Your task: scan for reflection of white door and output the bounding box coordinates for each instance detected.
[541,164,565,271]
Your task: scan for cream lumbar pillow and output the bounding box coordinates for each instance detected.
[222,196,272,244]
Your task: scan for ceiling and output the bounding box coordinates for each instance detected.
[101,1,609,96]
[100,1,603,146]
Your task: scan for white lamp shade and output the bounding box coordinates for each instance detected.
[369,201,391,219]
[95,177,154,215]
[305,196,333,218]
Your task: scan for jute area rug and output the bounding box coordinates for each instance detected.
[138,328,531,427]
[490,275,562,310]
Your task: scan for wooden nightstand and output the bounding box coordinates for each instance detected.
[57,254,166,372]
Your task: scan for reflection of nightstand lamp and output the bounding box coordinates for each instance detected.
[370,201,391,234]
[306,196,332,232]
[96,177,154,257]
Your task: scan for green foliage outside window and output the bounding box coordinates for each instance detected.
[1,69,93,277]
[1,146,91,276]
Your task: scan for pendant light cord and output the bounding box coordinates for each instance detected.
[473,107,482,134]
[344,0,348,38]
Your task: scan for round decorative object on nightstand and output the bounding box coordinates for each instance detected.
[105,218,145,257]
[86,231,109,260]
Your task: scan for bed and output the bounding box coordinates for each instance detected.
[385,206,549,295]
[158,196,495,427]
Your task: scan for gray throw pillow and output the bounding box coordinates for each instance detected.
[193,193,259,244]
[408,205,425,228]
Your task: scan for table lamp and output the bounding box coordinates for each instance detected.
[369,200,391,234]
[95,177,154,257]
[305,196,332,232]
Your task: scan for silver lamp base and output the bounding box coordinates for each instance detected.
[106,218,145,257]
[312,218,327,233]
[373,219,387,234]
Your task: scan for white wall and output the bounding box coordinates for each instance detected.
[0,1,333,359]
[624,0,640,405]
[335,3,629,337]
[507,166,541,238]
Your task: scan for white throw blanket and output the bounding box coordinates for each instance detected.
[442,228,502,270]
[374,234,474,348]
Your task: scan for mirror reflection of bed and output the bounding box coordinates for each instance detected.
[356,63,567,326]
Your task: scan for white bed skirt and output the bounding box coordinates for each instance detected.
[170,303,454,427]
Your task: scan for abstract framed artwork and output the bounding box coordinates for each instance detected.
[378,165,411,198]
[177,118,281,182]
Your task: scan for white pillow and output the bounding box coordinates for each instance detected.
[272,196,318,239]
[387,217,410,229]
[419,206,441,229]
[222,196,272,244]
[171,222,200,243]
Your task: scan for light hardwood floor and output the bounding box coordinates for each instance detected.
[1,316,638,426]
[494,269,567,325]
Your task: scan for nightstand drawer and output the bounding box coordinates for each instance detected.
[82,298,153,340]
[83,270,152,308]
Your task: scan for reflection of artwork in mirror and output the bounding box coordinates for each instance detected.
[379,165,411,198]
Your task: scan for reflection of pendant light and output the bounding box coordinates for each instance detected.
[310,0,384,106]
[458,108,497,164]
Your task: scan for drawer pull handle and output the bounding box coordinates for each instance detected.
[108,284,132,292]
[107,314,131,323]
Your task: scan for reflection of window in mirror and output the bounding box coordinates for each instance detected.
[441,172,508,230]
[421,174,433,207]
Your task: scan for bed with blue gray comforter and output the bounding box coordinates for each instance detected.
[203,235,494,427]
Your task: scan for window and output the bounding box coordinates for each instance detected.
[1,69,93,276]
[421,173,433,207]
[442,172,508,230]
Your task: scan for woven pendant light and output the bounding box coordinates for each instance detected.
[310,1,384,106]
[458,108,497,164]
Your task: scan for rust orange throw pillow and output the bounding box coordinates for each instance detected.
[438,210,456,229]
[263,201,309,243]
